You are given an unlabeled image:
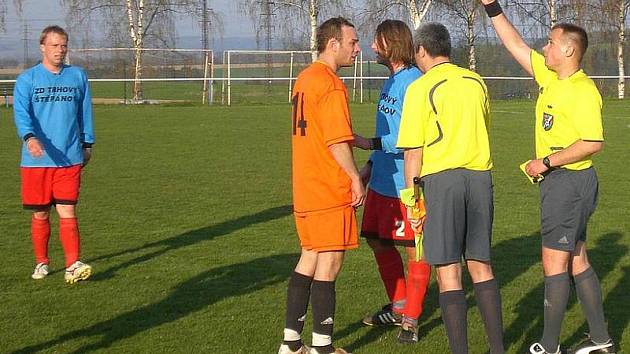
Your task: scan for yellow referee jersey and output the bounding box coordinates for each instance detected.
[397,63,492,177]
[531,50,603,170]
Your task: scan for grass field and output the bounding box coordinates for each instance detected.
[0,99,628,354]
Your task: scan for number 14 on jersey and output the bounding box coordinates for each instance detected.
[292,92,307,136]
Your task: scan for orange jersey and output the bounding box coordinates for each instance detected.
[291,61,354,214]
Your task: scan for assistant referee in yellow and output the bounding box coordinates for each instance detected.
[479,1,614,354]
[397,23,504,354]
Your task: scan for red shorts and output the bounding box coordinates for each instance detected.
[361,189,415,246]
[21,165,82,209]
[294,206,358,252]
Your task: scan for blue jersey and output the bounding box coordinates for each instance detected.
[369,66,421,198]
[13,63,94,167]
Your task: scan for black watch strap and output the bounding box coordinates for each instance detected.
[542,156,552,169]
[370,138,382,151]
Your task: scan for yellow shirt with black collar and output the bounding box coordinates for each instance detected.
[397,62,492,177]
[531,50,603,170]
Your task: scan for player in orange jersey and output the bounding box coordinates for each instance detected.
[278,17,365,354]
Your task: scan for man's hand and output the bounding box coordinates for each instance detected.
[359,162,372,188]
[26,137,44,158]
[328,141,365,207]
[352,134,371,150]
[82,147,92,167]
[350,177,366,208]
[525,158,549,177]
[479,0,494,4]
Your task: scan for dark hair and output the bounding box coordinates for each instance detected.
[552,23,588,61]
[316,17,355,54]
[40,25,68,44]
[375,20,414,67]
[414,22,451,58]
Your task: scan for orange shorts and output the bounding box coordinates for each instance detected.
[21,165,82,209]
[294,206,358,252]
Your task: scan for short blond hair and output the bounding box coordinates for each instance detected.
[40,25,68,45]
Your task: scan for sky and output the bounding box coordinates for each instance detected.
[1,0,255,41]
[0,0,382,61]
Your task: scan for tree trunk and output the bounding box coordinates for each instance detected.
[407,0,432,30]
[309,0,318,62]
[468,13,476,71]
[126,0,144,101]
[547,0,557,27]
[618,0,625,99]
[133,47,143,101]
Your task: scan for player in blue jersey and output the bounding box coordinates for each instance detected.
[13,25,94,284]
[354,20,431,344]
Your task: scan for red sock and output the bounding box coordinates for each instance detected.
[59,217,80,268]
[403,260,431,320]
[374,248,406,312]
[31,216,51,265]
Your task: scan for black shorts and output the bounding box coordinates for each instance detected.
[540,167,598,251]
[421,169,494,265]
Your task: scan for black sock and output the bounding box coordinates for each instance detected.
[540,272,570,352]
[439,289,468,354]
[310,344,334,354]
[311,280,336,352]
[283,272,313,351]
[574,267,610,344]
[473,279,505,354]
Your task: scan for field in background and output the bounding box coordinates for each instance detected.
[0,100,628,353]
[87,77,626,106]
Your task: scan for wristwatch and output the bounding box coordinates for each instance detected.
[542,156,552,169]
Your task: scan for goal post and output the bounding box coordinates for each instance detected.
[221,50,364,106]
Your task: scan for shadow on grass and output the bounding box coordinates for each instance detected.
[338,231,542,352]
[504,232,626,353]
[563,232,628,347]
[345,232,628,353]
[84,205,292,281]
[601,265,630,345]
[12,253,298,354]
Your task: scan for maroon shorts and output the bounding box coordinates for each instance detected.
[361,188,415,246]
[21,165,82,209]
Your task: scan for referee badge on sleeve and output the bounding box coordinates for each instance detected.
[542,112,554,131]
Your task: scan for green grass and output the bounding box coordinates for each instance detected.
[90,81,208,102]
[0,99,628,353]
[88,80,372,105]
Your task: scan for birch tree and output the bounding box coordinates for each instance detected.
[240,0,346,62]
[126,0,147,101]
[437,0,483,71]
[507,0,559,29]
[615,0,629,98]
[584,0,629,98]
[361,0,433,30]
[0,0,23,32]
[62,0,203,102]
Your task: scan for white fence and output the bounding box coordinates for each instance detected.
[2,68,629,106]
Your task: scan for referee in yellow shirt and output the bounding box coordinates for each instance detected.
[480,1,614,354]
[397,23,504,354]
